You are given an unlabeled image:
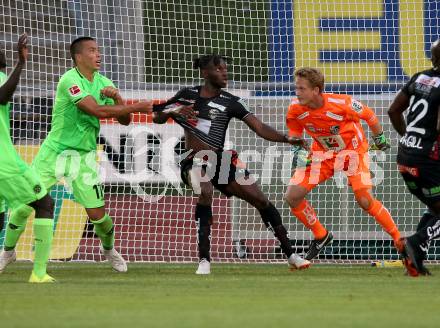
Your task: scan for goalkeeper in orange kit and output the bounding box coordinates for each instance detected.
[284,68,401,260]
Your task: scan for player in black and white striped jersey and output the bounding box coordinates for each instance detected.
[153,54,310,274]
[389,39,440,276]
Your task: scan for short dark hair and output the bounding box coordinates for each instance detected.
[431,39,440,70]
[193,54,228,70]
[70,37,96,63]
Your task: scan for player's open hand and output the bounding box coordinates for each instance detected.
[286,136,309,149]
[100,86,121,100]
[17,33,28,64]
[134,101,153,113]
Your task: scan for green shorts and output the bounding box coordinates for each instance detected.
[0,167,47,209]
[33,145,105,209]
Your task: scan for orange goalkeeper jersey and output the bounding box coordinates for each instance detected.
[286,93,379,153]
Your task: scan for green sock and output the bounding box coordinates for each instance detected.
[91,214,114,250]
[32,218,54,278]
[4,205,33,250]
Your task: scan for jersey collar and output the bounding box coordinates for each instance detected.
[74,67,98,81]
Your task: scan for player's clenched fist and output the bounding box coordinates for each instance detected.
[133,101,153,113]
[100,86,120,100]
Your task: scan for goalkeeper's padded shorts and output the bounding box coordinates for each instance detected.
[289,150,372,192]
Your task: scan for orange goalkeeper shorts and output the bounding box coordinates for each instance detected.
[289,150,373,191]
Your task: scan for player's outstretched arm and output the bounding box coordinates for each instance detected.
[76,95,152,119]
[243,114,306,146]
[100,86,130,125]
[0,33,28,105]
[153,105,197,124]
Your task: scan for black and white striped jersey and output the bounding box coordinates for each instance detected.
[397,69,440,165]
[153,86,252,149]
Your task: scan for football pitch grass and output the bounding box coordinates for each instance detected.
[0,263,438,328]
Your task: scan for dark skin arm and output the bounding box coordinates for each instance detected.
[243,114,307,146]
[0,33,27,105]
[152,105,197,124]
[388,91,410,136]
[77,96,152,119]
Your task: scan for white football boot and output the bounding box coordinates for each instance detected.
[288,253,311,271]
[195,258,211,275]
[101,247,128,272]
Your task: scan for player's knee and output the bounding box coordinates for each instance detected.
[30,194,55,219]
[353,189,373,210]
[284,186,306,208]
[252,196,270,211]
[86,208,106,221]
[198,186,213,206]
[11,204,34,222]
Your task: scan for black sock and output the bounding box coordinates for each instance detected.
[414,212,437,256]
[195,204,212,261]
[259,203,293,258]
[412,215,440,248]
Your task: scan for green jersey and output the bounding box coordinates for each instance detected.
[43,67,115,153]
[0,71,27,177]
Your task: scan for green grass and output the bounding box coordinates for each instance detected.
[1,263,439,328]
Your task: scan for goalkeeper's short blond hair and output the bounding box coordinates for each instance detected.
[294,68,325,93]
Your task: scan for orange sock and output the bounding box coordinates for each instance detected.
[291,200,327,240]
[367,200,400,242]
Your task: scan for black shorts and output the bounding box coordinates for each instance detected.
[398,162,440,206]
[180,149,250,197]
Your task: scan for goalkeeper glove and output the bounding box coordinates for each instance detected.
[372,132,391,151]
[292,145,312,168]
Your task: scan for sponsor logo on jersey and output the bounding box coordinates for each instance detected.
[351,136,359,149]
[399,134,423,149]
[415,74,440,87]
[209,108,220,120]
[220,94,231,99]
[351,99,363,113]
[69,85,81,96]
[316,135,346,151]
[330,125,340,134]
[297,111,309,120]
[305,123,316,132]
[207,101,226,111]
[325,111,343,121]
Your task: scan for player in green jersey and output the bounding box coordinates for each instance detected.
[0,34,56,283]
[0,36,152,273]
